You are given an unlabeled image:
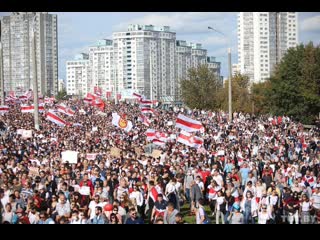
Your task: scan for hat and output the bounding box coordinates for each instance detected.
[233,203,240,211]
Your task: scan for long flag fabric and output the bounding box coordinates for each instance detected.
[175,114,204,132]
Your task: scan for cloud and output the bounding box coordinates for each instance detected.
[114,12,236,35]
[300,15,320,32]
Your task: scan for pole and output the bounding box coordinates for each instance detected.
[0,42,4,105]
[228,48,232,122]
[31,17,40,130]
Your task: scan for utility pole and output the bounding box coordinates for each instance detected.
[228,48,232,122]
[0,42,4,105]
[31,15,40,130]
[208,26,232,122]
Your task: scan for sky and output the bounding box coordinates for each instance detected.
[1,12,320,80]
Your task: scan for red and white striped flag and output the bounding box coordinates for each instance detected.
[140,99,152,105]
[152,139,166,146]
[177,130,204,149]
[139,114,151,126]
[175,114,204,132]
[146,129,156,141]
[141,107,154,114]
[57,104,75,116]
[94,86,102,97]
[46,111,67,127]
[133,92,142,99]
[21,104,45,113]
[0,105,9,114]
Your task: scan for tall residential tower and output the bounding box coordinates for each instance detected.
[0,12,58,95]
[238,12,298,84]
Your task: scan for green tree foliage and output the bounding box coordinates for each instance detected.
[266,42,320,124]
[218,73,252,113]
[251,81,271,115]
[181,65,221,110]
[55,89,67,101]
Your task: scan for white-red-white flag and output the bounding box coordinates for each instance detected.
[146,129,156,141]
[139,114,151,126]
[21,104,44,113]
[177,130,203,149]
[0,105,9,114]
[57,104,75,116]
[46,111,67,127]
[175,114,204,132]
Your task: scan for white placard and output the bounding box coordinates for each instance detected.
[61,150,78,164]
[167,121,173,126]
[22,130,33,139]
[17,129,24,135]
[92,126,98,132]
[217,150,225,156]
[86,153,97,160]
[79,186,90,196]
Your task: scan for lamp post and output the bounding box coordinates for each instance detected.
[0,42,4,105]
[31,15,40,130]
[208,26,232,122]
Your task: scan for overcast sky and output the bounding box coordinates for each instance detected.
[1,12,320,79]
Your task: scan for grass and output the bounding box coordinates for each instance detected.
[180,203,215,224]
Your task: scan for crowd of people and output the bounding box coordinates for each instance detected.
[0,96,320,224]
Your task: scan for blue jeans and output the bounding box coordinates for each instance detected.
[185,188,190,203]
[244,211,255,224]
[224,211,231,224]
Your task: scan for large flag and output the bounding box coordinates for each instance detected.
[46,111,67,127]
[84,93,96,103]
[92,98,105,111]
[21,104,45,113]
[133,92,142,99]
[112,112,133,132]
[139,114,151,126]
[177,130,204,149]
[0,105,9,114]
[146,129,156,141]
[57,104,75,116]
[106,91,112,99]
[175,114,204,132]
[141,107,154,114]
[94,86,102,97]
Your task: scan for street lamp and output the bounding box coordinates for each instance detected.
[208,26,232,122]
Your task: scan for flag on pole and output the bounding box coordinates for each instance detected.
[112,112,133,132]
[175,114,204,132]
[0,105,9,114]
[177,130,204,148]
[21,104,44,113]
[94,86,102,97]
[46,110,67,127]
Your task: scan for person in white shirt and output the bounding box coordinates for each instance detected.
[215,191,226,224]
[88,195,103,220]
[258,205,271,224]
[70,210,82,224]
[129,185,144,215]
[300,194,312,224]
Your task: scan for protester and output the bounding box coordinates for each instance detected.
[0,95,319,225]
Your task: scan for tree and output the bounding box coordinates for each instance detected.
[55,89,67,101]
[217,73,252,113]
[251,81,271,115]
[266,42,320,124]
[180,65,221,110]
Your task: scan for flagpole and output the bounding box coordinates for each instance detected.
[32,15,40,130]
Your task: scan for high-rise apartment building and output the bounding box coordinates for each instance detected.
[66,24,221,102]
[112,24,176,100]
[88,39,114,94]
[238,12,298,84]
[0,12,58,96]
[66,53,89,96]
